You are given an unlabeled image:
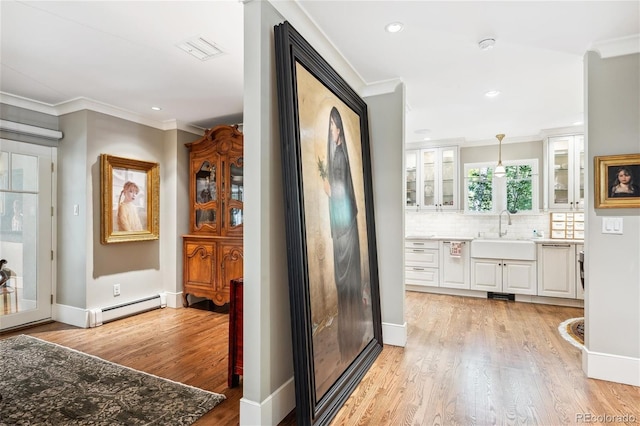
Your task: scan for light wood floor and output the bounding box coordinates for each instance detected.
[2,292,639,425]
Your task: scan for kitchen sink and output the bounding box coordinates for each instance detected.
[470,239,536,260]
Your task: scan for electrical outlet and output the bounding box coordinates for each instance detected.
[113,284,121,296]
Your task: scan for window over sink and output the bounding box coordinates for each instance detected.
[464,159,539,214]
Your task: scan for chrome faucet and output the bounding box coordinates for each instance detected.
[499,209,512,238]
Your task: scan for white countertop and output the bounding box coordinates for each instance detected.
[405,235,584,244]
[405,235,474,241]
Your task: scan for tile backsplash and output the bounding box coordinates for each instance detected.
[406,211,550,239]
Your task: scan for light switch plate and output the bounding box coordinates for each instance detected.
[602,217,623,234]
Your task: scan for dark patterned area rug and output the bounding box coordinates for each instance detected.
[0,335,225,425]
[558,317,585,348]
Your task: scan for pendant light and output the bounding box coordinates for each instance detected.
[494,133,506,178]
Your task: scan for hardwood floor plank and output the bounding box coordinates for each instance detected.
[2,292,639,425]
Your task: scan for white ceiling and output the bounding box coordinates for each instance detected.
[1,1,639,144]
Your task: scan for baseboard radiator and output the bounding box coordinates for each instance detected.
[89,293,167,327]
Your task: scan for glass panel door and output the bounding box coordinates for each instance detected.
[422,150,436,208]
[405,151,417,207]
[0,139,53,330]
[440,148,456,209]
[549,137,571,209]
[195,160,217,230]
[229,161,243,227]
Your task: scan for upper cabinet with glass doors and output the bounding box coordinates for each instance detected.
[186,125,244,236]
[547,135,584,210]
[405,146,458,211]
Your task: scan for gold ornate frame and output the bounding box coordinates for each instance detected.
[594,153,640,208]
[100,154,159,244]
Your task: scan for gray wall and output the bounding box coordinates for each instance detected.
[57,110,198,311]
[585,50,640,385]
[461,140,544,206]
[365,85,406,333]
[58,110,89,307]
[242,2,294,423]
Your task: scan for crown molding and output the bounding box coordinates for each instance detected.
[55,97,178,131]
[0,92,58,116]
[360,79,403,98]
[589,34,640,58]
[1,92,201,132]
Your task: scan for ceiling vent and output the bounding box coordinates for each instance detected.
[176,36,224,61]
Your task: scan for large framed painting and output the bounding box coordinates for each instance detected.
[100,154,159,244]
[594,153,640,208]
[274,21,383,426]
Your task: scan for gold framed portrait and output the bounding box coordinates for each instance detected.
[594,153,640,209]
[100,154,159,244]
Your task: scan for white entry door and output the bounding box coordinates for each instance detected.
[0,139,54,330]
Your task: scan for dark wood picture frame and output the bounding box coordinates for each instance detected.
[274,21,383,426]
[594,153,640,208]
[100,154,159,244]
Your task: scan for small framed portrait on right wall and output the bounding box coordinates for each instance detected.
[594,153,640,208]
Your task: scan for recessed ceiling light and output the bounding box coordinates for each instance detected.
[385,22,404,33]
[485,90,501,97]
[423,137,431,141]
[151,106,162,111]
[478,38,496,50]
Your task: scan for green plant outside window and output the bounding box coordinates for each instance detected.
[465,161,537,214]
[466,166,493,212]
[506,165,533,213]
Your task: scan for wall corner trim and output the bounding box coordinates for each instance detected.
[382,321,407,347]
[239,377,295,426]
[583,347,640,387]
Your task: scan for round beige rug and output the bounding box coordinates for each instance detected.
[559,317,584,348]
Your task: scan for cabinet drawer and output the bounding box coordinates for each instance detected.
[406,266,439,287]
[405,248,439,267]
[405,239,439,250]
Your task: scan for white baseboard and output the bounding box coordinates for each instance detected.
[583,347,640,386]
[382,321,407,347]
[239,377,295,426]
[164,291,183,309]
[53,293,168,329]
[53,303,90,328]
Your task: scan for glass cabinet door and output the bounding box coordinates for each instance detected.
[422,150,436,208]
[548,135,583,210]
[195,160,217,229]
[440,148,456,209]
[405,150,418,207]
[405,146,458,211]
[550,137,571,208]
[228,161,243,227]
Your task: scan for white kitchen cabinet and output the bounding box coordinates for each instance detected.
[537,243,576,298]
[471,258,536,295]
[405,239,439,288]
[405,146,458,211]
[440,241,470,289]
[547,134,584,210]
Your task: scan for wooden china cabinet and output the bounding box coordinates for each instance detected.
[183,125,243,307]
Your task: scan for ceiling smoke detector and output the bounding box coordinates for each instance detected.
[478,38,496,51]
[177,36,224,61]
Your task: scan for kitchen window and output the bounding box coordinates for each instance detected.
[464,159,538,214]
